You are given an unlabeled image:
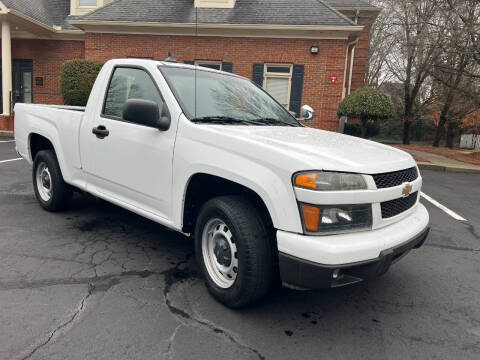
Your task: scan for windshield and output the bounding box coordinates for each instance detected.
[160,66,301,127]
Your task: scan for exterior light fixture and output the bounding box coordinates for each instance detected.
[310,45,319,54]
[165,52,177,63]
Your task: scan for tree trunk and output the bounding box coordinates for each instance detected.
[445,121,456,149]
[433,114,447,147]
[361,116,367,138]
[403,114,413,145]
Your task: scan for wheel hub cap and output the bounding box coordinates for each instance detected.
[35,162,52,202]
[41,171,51,189]
[213,237,232,267]
[202,219,239,289]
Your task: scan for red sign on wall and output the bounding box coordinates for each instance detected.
[328,75,338,84]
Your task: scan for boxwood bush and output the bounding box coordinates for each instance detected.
[338,87,395,138]
[61,59,103,106]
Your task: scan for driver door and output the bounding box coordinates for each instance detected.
[85,66,175,221]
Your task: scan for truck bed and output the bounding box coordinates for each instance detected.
[14,103,86,178]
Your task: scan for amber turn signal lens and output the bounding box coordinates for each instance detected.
[300,204,320,232]
[295,173,317,189]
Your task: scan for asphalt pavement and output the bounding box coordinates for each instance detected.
[0,139,479,360]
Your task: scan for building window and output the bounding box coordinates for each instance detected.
[263,64,292,109]
[195,60,222,71]
[79,0,97,7]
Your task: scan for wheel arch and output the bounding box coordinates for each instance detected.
[181,173,276,235]
[29,133,55,161]
[28,131,71,183]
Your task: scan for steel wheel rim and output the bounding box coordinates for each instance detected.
[201,218,238,289]
[36,162,52,202]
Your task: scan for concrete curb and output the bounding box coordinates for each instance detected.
[418,162,480,174]
[0,130,13,137]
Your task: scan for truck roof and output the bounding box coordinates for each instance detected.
[104,58,243,78]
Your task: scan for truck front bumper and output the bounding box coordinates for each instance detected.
[277,203,429,289]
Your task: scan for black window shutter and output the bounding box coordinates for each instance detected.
[252,63,264,86]
[289,64,305,116]
[222,62,233,73]
[184,60,194,65]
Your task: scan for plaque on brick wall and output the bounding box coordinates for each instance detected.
[35,77,44,86]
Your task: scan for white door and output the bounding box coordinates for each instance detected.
[85,66,175,220]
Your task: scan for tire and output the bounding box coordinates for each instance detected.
[32,150,73,212]
[194,196,275,308]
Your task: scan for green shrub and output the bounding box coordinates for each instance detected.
[344,122,379,138]
[61,59,103,106]
[343,123,362,137]
[338,87,395,138]
[366,122,380,138]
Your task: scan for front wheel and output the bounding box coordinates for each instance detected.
[195,196,275,308]
[32,150,72,212]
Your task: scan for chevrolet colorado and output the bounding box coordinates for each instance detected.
[14,59,429,307]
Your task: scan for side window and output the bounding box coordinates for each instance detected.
[103,67,165,123]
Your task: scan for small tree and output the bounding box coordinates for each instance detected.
[338,87,395,138]
[61,59,103,106]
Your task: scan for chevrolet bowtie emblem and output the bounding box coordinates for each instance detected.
[402,183,413,197]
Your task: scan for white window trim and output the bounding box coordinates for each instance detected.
[195,60,223,70]
[263,63,293,109]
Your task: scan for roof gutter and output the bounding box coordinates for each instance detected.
[68,20,365,32]
[333,7,382,12]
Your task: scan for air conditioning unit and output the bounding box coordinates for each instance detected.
[194,0,236,8]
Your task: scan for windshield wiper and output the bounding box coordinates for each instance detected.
[251,117,299,127]
[191,116,266,126]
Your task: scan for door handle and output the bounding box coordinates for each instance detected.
[92,125,109,139]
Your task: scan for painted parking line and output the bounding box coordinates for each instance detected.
[421,192,467,222]
[0,140,15,143]
[0,158,23,164]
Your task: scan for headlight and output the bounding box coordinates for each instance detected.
[294,171,367,191]
[299,203,372,234]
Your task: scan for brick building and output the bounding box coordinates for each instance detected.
[0,0,379,131]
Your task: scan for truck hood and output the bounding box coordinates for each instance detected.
[204,126,415,174]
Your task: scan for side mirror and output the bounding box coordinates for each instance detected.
[301,105,315,122]
[122,98,171,131]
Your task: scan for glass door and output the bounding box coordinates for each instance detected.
[13,60,33,105]
[0,59,33,113]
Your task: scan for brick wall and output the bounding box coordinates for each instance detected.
[0,115,11,131]
[10,39,85,105]
[86,33,348,131]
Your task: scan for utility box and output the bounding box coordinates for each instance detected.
[460,134,480,149]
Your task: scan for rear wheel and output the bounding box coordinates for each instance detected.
[195,196,274,308]
[32,150,72,212]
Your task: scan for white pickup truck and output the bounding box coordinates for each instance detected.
[14,59,429,308]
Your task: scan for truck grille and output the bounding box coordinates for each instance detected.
[373,167,418,189]
[381,192,418,218]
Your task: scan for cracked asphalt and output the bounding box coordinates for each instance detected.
[1,138,479,360]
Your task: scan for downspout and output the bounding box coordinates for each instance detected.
[342,37,358,99]
[347,10,360,95]
[340,10,360,132]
